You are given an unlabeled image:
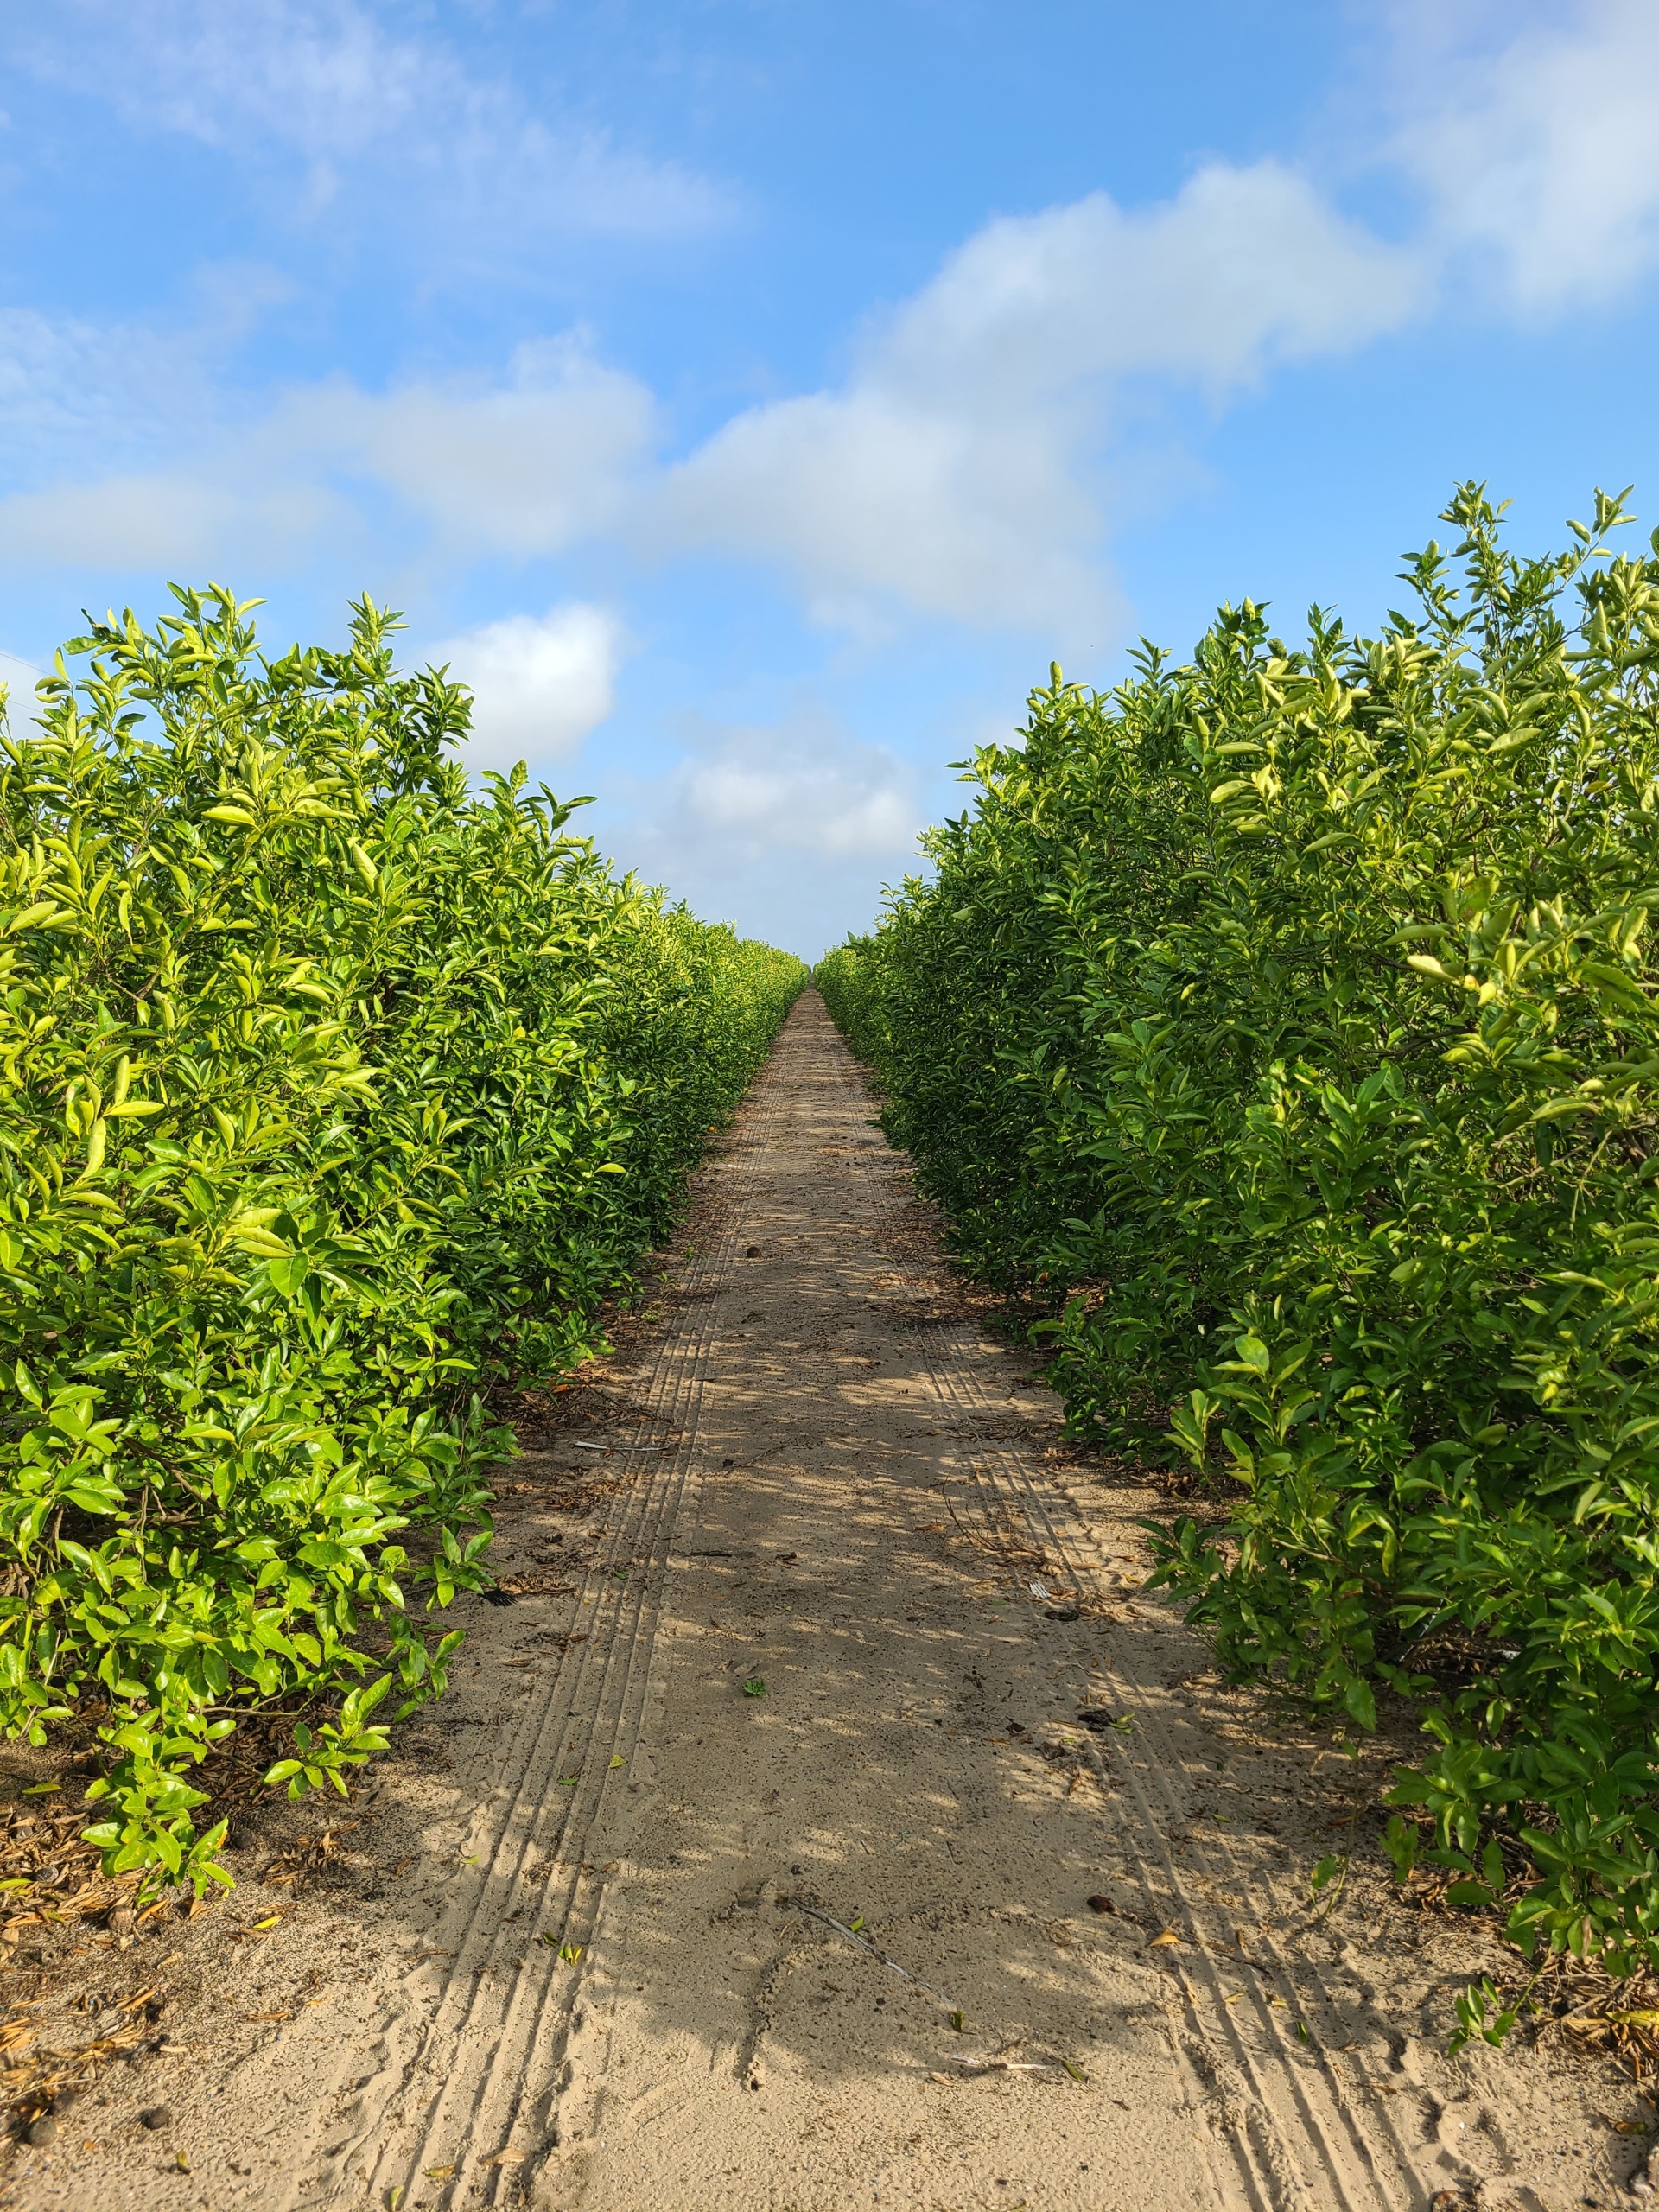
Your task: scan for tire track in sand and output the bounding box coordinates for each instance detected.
[282,1072,784,2209]
[283,995,1482,2212]
[22,1001,1615,2212]
[825,1023,1429,2212]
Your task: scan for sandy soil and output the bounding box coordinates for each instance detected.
[2,992,1648,2211]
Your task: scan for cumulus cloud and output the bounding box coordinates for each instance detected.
[275,340,657,558]
[429,604,624,772]
[13,0,1659,638]
[652,162,1424,636]
[0,329,656,575]
[874,161,1423,398]
[0,289,346,573]
[604,709,925,953]
[10,0,730,247]
[0,164,1425,626]
[663,713,922,861]
[1388,0,1659,311]
[0,474,345,575]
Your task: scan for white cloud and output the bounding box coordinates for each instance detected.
[275,340,658,558]
[0,329,656,575]
[874,162,1423,399]
[16,0,1659,640]
[1387,0,1659,310]
[0,165,1422,627]
[605,710,927,955]
[0,307,219,477]
[12,0,729,247]
[0,473,345,574]
[667,714,922,860]
[429,604,623,771]
[652,162,1424,637]
[657,385,1114,639]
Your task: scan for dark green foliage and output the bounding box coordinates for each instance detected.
[0,586,804,1890]
[819,486,1659,2001]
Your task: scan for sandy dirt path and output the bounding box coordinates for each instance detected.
[10,994,1637,2211]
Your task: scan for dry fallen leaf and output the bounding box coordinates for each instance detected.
[423,2164,455,2179]
[1147,1931,1181,1948]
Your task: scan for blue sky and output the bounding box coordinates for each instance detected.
[3,1,1659,956]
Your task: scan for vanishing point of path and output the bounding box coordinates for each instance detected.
[14,995,1629,2211]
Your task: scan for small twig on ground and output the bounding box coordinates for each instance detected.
[779,1897,1071,2076]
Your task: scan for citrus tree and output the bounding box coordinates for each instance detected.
[0,586,804,1888]
[821,487,1659,2012]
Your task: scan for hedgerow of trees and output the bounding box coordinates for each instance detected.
[0,587,804,1891]
[819,487,1659,2035]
